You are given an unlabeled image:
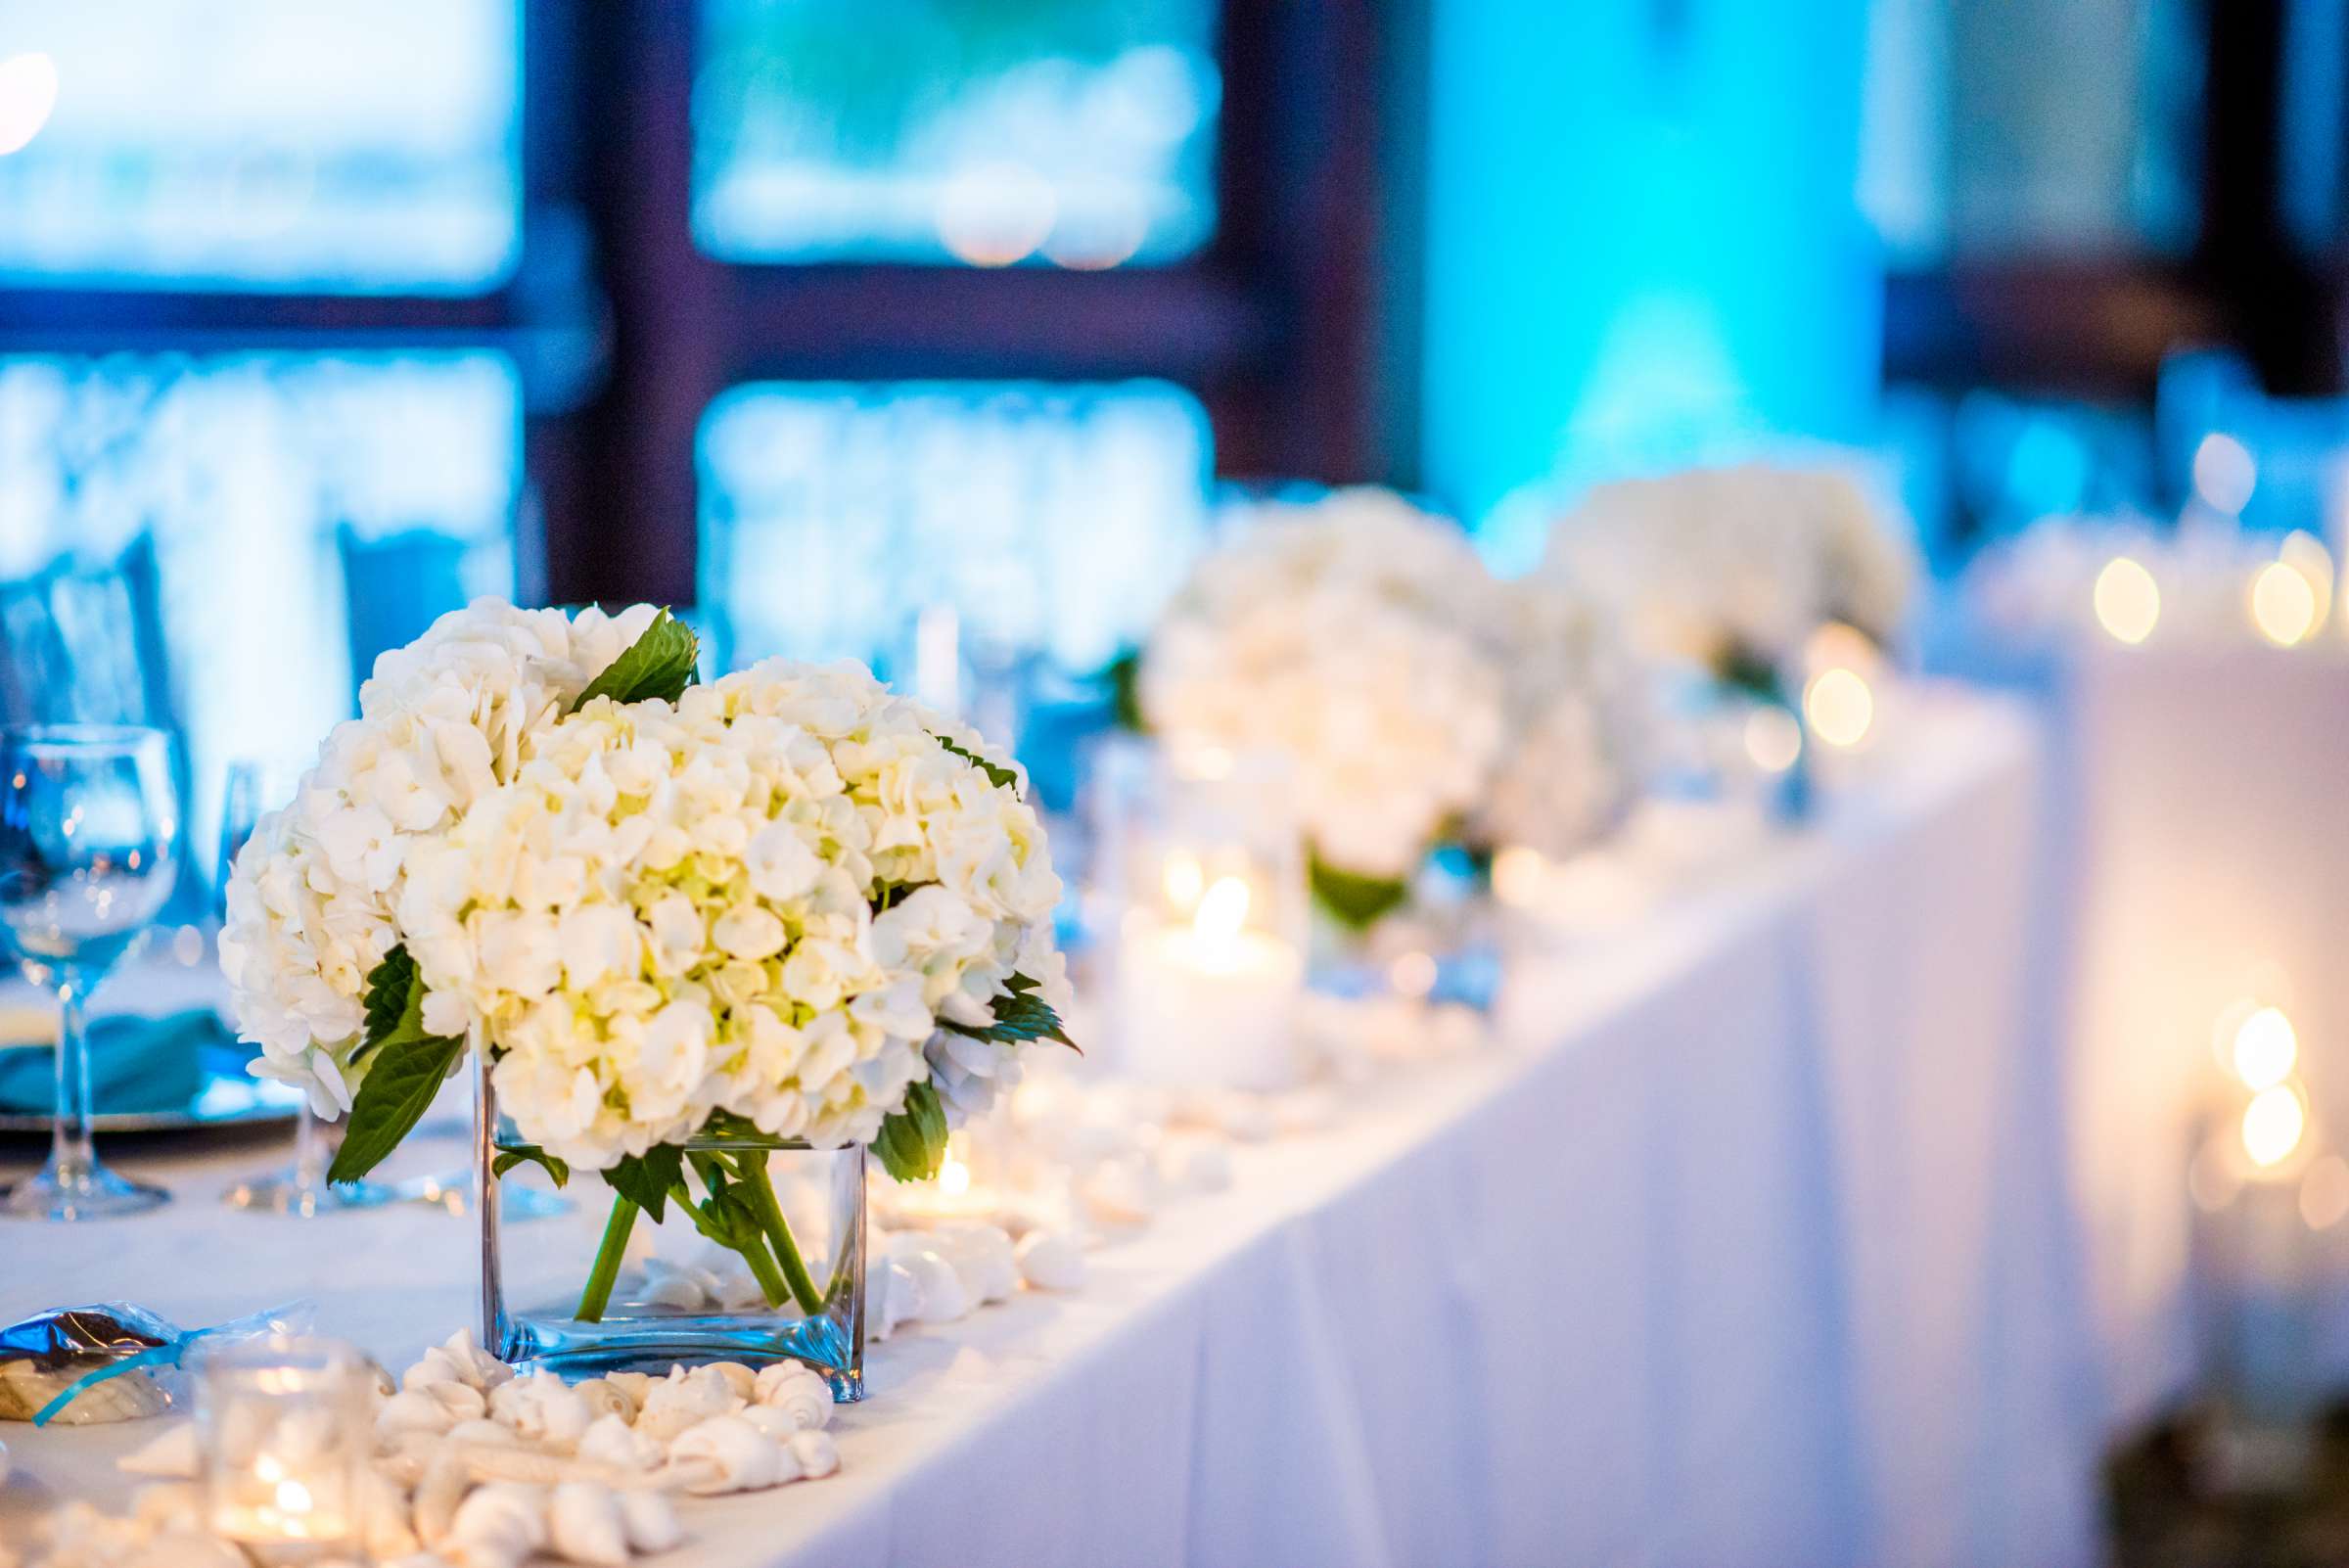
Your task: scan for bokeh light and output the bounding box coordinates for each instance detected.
[2249,561,2318,646]
[2192,432,2258,516]
[2241,1084,2307,1170]
[2229,1004,2298,1090]
[1803,667,1875,749]
[0,52,58,157]
[1743,706,1803,773]
[2092,556,2160,644]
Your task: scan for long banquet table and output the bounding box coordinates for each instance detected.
[0,688,2101,1568]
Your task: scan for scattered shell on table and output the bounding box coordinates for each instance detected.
[883,1240,973,1324]
[751,1361,832,1431]
[444,1417,519,1448]
[665,1413,794,1495]
[927,1222,1019,1305]
[379,1380,487,1438]
[631,1365,741,1444]
[400,1328,513,1396]
[126,1480,202,1529]
[867,1256,923,1342]
[1077,1159,1157,1227]
[1155,1131,1235,1194]
[616,1489,684,1554]
[577,1412,664,1475]
[573,1376,638,1425]
[487,1369,592,1453]
[786,1428,840,1480]
[1016,1229,1089,1293]
[550,1479,631,1567]
[444,1479,547,1568]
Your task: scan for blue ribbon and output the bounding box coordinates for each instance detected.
[30,1302,313,1427]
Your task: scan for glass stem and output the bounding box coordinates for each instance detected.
[740,1154,826,1316]
[49,969,96,1190]
[293,1102,326,1190]
[576,1195,639,1323]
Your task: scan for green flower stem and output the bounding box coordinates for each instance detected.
[734,1223,795,1311]
[576,1195,640,1323]
[739,1153,827,1317]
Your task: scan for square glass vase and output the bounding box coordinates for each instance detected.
[476,1073,866,1401]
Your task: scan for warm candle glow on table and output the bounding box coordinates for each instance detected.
[2249,561,2319,646]
[2094,556,2161,644]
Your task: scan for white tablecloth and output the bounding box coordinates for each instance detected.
[0,690,2098,1568]
[1930,623,2349,1428]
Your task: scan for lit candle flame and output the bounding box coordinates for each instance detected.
[1802,667,1874,749]
[1192,875,1252,965]
[2242,1084,2307,1170]
[2231,1005,2298,1091]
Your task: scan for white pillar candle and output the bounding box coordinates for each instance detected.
[1116,877,1304,1092]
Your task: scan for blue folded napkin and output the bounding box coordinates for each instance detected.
[0,1010,228,1115]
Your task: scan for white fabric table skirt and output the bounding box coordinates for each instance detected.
[0,690,2097,1568]
[1930,618,2349,1429]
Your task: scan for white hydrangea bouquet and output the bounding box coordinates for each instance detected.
[1543,462,1916,701]
[1134,487,1507,929]
[1465,576,1655,862]
[222,600,1073,1326]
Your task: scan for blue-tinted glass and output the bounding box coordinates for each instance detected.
[0,350,522,865]
[0,2,520,292]
[698,380,1210,672]
[693,0,1219,267]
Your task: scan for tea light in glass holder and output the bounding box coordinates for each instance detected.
[1109,746,1308,1092]
[195,1335,371,1560]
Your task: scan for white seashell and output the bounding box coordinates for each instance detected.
[616,1489,684,1554]
[402,1328,513,1394]
[445,1480,548,1568]
[928,1222,1019,1304]
[736,1404,799,1441]
[1155,1132,1234,1193]
[116,1421,200,1479]
[487,1371,592,1453]
[128,1481,203,1528]
[867,1256,923,1342]
[884,1241,972,1323]
[576,1412,664,1474]
[704,1361,759,1403]
[547,1480,629,1566]
[1016,1229,1089,1292]
[380,1382,486,1438]
[632,1365,737,1443]
[751,1362,832,1431]
[356,1463,422,1561]
[601,1371,653,1407]
[639,1257,718,1313]
[1077,1160,1156,1226]
[785,1428,840,1480]
[412,1453,473,1550]
[667,1414,793,1494]
[444,1417,518,1448]
[572,1377,637,1424]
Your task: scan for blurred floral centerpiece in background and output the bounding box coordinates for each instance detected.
[1543,462,1916,703]
[219,600,1073,1393]
[1132,488,1507,935]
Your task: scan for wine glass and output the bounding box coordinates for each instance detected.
[0,724,181,1220]
[214,761,392,1218]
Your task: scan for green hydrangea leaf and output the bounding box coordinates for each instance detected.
[1104,649,1147,733]
[1309,854,1411,933]
[491,1145,571,1188]
[329,945,466,1184]
[939,973,1077,1051]
[600,1143,685,1223]
[932,733,1022,795]
[1713,642,1787,706]
[572,609,699,713]
[328,1032,465,1185]
[875,1080,949,1183]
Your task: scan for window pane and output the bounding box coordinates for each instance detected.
[0,1,520,292]
[0,350,522,858]
[693,0,1220,267]
[1858,0,2202,262]
[698,380,1210,673]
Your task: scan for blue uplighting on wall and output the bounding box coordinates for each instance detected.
[1421,0,1880,541]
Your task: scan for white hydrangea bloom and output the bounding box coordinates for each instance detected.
[1138,488,1508,881]
[1544,463,1917,675]
[1467,577,1655,860]
[223,608,1067,1168]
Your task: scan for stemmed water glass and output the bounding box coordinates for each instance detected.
[0,725,181,1221]
[214,761,392,1217]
